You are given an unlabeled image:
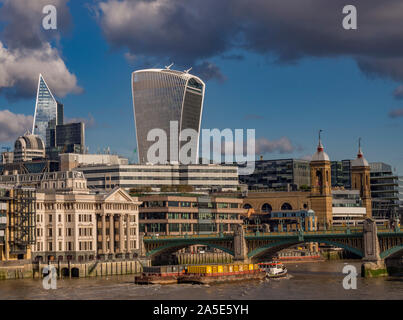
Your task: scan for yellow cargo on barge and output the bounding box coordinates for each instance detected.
[134,263,266,285]
[178,263,266,284]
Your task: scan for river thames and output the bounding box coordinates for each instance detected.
[1,260,402,300]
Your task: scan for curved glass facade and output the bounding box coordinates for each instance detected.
[132,69,205,164]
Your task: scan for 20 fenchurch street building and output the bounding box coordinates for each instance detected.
[132,68,205,164]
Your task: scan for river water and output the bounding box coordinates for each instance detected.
[0,260,402,300]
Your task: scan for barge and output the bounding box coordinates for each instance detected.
[178,263,265,284]
[134,265,185,285]
[135,263,266,285]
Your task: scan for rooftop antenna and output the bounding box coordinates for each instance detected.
[165,62,174,70]
[184,67,192,73]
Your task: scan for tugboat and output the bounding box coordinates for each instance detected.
[258,261,288,279]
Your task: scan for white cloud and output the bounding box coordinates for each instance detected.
[255,137,295,154]
[0,41,82,98]
[0,109,33,142]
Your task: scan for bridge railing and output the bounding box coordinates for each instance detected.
[245,229,365,237]
[143,226,399,241]
[143,232,233,240]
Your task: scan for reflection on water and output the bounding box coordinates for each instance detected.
[0,261,402,300]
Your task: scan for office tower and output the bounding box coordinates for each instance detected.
[56,122,85,154]
[369,162,401,218]
[32,74,64,148]
[132,68,205,164]
[331,160,352,188]
[238,159,310,191]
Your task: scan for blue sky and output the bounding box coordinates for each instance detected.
[0,0,402,173]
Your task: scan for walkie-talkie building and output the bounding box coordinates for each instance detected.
[132,68,205,164]
[32,74,63,148]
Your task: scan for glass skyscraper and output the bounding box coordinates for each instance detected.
[132,68,205,164]
[32,74,63,147]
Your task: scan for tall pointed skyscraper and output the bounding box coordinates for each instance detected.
[32,74,64,147]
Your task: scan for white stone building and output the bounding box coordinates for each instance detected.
[33,171,141,262]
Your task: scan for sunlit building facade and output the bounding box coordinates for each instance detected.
[132,68,205,164]
[32,74,64,148]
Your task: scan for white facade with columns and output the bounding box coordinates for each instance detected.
[32,171,141,262]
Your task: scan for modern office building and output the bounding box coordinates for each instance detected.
[73,164,239,191]
[32,74,64,148]
[369,162,401,218]
[238,159,310,191]
[331,160,352,188]
[55,122,85,154]
[59,153,129,171]
[13,133,46,162]
[132,68,205,164]
[331,190,367,226]
[138,194,245,236]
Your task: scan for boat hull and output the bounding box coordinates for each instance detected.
[178,271,266,284]
[266,269,288,279]
[134,274,179,285]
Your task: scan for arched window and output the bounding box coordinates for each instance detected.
[281,203,292,210]
[316,170,323,186]
[261,203,272,213]
[243,204,252,209]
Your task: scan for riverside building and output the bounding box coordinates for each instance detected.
[138,194,246,236]
[29,171,140,263]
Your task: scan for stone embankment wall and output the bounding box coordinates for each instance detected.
[0,259,150,280]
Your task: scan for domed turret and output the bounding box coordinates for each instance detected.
[352,138,369,167]
[13,132,45,162]
[311,130,330,162]
[351,138,372,217]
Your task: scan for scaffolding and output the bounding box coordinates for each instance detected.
[8,187,36,256]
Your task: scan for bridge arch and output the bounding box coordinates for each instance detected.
[248,239,364,260]
[380,245,403,259]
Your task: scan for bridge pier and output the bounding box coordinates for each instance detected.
[233,225,250,263]
[361,218,388,278]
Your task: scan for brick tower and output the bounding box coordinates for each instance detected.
[309,131,333,229]
[351,138,372,217]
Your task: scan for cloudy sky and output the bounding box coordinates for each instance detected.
[0,0,402,172]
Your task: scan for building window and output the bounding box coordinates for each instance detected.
[281,203,293,210]
[262,203,272,213]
